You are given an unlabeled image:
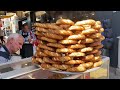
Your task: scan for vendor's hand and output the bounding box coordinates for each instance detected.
[28,38,32,43]
[29,38,34,44]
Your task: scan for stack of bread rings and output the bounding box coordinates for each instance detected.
[32,18,105,72]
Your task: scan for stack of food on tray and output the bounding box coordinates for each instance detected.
[32,18,105,72]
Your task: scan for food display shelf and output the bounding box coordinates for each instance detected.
[0,56,110,79]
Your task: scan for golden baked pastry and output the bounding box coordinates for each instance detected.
[65,60,84,64]
[59,40,77,44]
[67,34,86,40]
[59,24,71,29]
[79,62,93,69]
[68,44,86,49]
[52,56,71,62]
[35,57,45,63]
[75,19,96,26]
[69,52,85,57]
[82,28,96,35]
[35,52,47,57]
[81,25,92,29]
[52,64,71,70]
[38,44,54,51]
[41,37,57,43]
[43,32,63,40]
[56,18,74,25]
[44,50,61,57]
[43,57,61,64]
[68,25,85,31]
[56,48,75,53]
[66,65,86,72]
[40,63,59,70]
[93,60,103,68]
[80,47,93,53]
[78,38,94,44]
[89,41,101,47]
[47,43,65,48]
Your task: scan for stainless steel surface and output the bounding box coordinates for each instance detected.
[0,57,32,70]
[0,56,110,79]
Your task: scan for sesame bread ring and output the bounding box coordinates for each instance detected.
[74,31,82,34]
[35,58,45,63]
[56,19,74,25]
[53,29,73,35]
[40,63,59,71]
[78,38,94,44]
[47,43,65,48]
[82,28,96,35]
[80,47,93,53]
[35,31,43,36]
[52,64,71,70]
[94,56,102,60]
[43,33,63,40]
[81,25,92,29]
[44,50,61,57]
[67,34,86,40]
[36,46,40,51]
[94,51,102,56]
[79,62,93,69]
[68,25,85,31]
[68,44,86,49]
[69,52,85,57]
[59,24,71,29]
[36,27,73,36]
[100,35,105,41]
[90,49,99,54]
[56,48,75,53]
[52,56,71,62]
[43,57,61,64]
[93,60,103,68]
[35,27,48,32]
[94,44,103,49]
[38,44,54,51]
[66,65,86,72]
[96,21,101,25]
[89,41,101,47]
[32,57,38,63]
[59,40,77,44]
[89,33,102,39]
[92,22,102,30]
[41,37,57,43]
[93,38,101,42]
[99,28,104,33]
[75,19,96,26]
[40,63,52,69]
[35,52,47,57]
[65,60,85,65]
[45,23,63,29]
[84,54,94,61]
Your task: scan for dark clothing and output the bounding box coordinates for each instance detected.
[20,44,33,58]
[0,36,5,44]
[22,31,29,38]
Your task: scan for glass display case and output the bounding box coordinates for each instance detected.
[0,56,109,79]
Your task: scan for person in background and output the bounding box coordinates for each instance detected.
[0,33,24,64]
[19,23,36,44]
[19,23,37,58]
